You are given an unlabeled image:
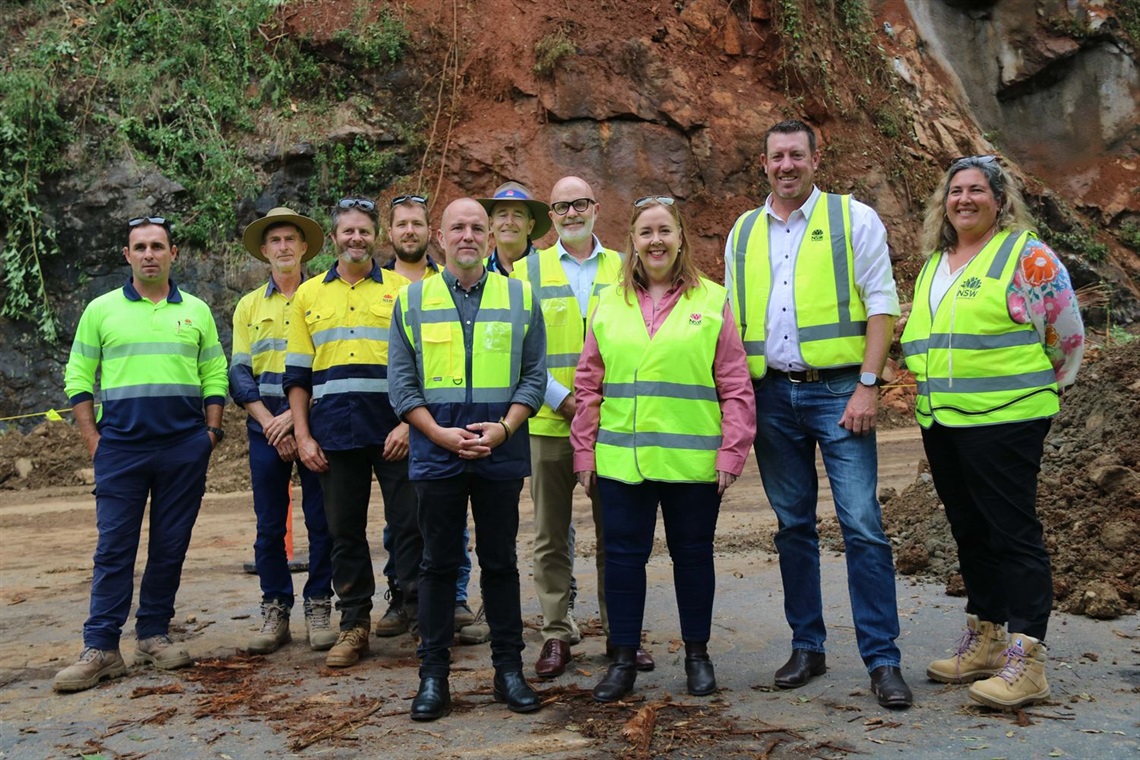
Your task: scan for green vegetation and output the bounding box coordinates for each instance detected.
[534,30,576,76]
[0,0,414,342]
[1119,220,1140,252]
[1049,224,1109,263]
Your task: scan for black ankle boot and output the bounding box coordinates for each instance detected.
[593,646,637,702]
[684,641,716,696]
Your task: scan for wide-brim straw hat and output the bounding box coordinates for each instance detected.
[242,207,325,263]
[476,181,552,240]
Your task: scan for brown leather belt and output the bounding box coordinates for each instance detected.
[769,368,850,383]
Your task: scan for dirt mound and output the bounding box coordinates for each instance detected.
[882,340,1140,619]
[0,406,252,493]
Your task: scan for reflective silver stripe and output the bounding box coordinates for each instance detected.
[916,380,928,396]
[258,383,285,398]
[799,321,867,341]
[312,377,389,399]
[200,343,224,362]
[592,282,611,297]
[312,326,389,346]
[538,284,575,300]
[250,337,287,355]
[507,278,526,388]
[548,352,581,369]
[732,209,764,332]
[404,281,428,389]
[901,339,928,356]
[101,383,203,400]
[602,381,718,402]
[71,342,101,359]
[422,387,514,404]
[743,339,766,355]
[476,307,517,323]
[926,369,1057,394]
[986,232,1022,279]
[232,352,252,367]
[286,352,313,369]
[827,193,852,322]
[102,341,197,360]
[924,331,1040,351]
[597,429,722,450]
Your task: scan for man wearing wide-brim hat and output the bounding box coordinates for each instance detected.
[230,206,337,657]
[478,181,551,276]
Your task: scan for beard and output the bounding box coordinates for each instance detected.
[393,239,429,264]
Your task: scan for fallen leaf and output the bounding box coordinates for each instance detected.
[621,703,658,754]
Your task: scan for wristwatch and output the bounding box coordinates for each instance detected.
[206,426,225,442]
[859,372,881,388]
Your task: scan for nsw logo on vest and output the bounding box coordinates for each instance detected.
[810,228,824,242]
[689,312,703,326]
[956,276,983,299]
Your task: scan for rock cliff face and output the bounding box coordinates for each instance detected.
[1,0,1137,424]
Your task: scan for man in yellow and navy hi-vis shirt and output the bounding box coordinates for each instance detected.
[511,176,654,678]
[230,207,336,656]
[724,119,911,709]
[389,198,547,721]
[284,197,413,670]
[55,216,228,693]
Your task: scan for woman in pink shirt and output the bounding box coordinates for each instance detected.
[571,196,756,702]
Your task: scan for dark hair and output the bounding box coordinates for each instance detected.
[387,199,430,228]
[331,200,380,235]
[763,119,817,155]
[262,220,305,244]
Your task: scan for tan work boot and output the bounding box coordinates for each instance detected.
[136,634,193,670]
[454,602,476,630]
[248,600,291,654]
[304,597,338,651]
[927,614,1008,683]
[53,647,127,693]
[326,625,370,667]
[968,634,1049,709]
[458,604,491,645]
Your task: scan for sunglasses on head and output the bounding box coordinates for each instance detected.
[128,216,169,229]
[948,155,998,170]
[550,197,596,216]
[634,196,675,208]
[337,198,377,212]
[391,194,427,207]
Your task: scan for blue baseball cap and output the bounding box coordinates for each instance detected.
[477,181,552,239]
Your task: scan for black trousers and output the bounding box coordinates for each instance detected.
[320,448,417,630]
[921,418,1052,639]
[415,473,525,678]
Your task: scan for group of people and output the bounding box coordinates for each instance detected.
[55,119,1084,720]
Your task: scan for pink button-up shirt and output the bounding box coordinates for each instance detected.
[570,282,757,477]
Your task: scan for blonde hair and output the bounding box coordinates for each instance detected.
[619,199,703,298]
[921,156,1035,255]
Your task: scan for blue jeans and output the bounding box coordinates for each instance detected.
[598,478,720,647]
[383,523,472,604]
[248,428,331,606]
[85,432,212,650]
[753,369,901,672]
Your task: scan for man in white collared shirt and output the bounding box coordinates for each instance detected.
[724,119,911,709]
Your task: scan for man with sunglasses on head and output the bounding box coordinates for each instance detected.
[513,176,654,679]
[230,207,336,656]
[56,216,228,693]
[480,181,551,276]
[284,197,415,669]
[724,119,911,708]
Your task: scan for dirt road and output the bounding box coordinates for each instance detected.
[1,427,1137,758]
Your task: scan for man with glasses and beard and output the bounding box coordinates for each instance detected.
[56,216,228,692]
[284,197,414,669]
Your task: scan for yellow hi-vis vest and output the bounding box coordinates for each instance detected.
[399,273,532,405]
[592,278,726,484]
[513,245,623,437]
[728,193,867,378]
[900,230,1059,428]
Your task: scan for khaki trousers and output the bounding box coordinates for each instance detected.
[530,434,608,641]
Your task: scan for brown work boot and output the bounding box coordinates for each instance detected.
[454,602,476,630]
[968,634,1049,710]
[927,614,1008,683]
[374,585,409,638]
[53,647,127,693]
[326,625,370,668]
[248,600,291,654]
[304,597,338,651]
[136,634,192,670]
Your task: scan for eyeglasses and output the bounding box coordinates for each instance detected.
[948,155,998,169]
[391,194,427,207]
[337,198,377,211]
[550,197,596,216]
[128,216,169,229]
[634,196,675,208]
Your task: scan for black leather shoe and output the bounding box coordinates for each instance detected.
[684,641,717,696]
[774,650,827,689]
[410,676,451,721]
[593,646,637,702]
[493,669,542,713]
[870,665,913,708]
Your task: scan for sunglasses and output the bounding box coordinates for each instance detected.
[948,155,998,169]
[550,197,596,216]
[337,198,377,211]
[634,196,675,208]
[391,194,427,207]
[128,216,170,229]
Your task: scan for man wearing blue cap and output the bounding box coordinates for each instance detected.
[479,181,551,276]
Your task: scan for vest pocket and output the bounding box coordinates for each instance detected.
[422,322,457,383]
[481,322,512,353]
